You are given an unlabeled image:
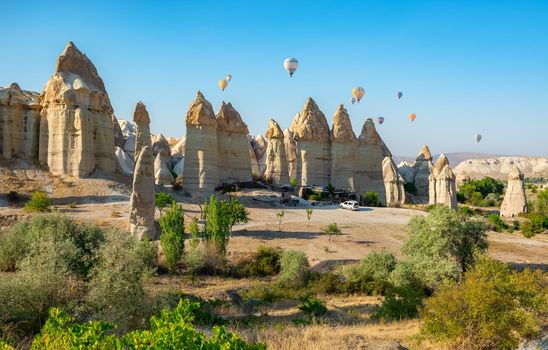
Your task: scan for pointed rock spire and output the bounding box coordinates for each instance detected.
[331,104,357,143]
[133,102,152,158]
[216,101,248,134]
[290,97,330,142]
[416,144,433,161]
[186,91,216,126]
[501,165,528,217]
[265,119,284,139]
[130,145,156,240]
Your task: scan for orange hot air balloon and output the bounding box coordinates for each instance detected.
[218,79,228,91]
[409,113,416,122]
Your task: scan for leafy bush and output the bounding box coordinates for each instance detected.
[276,210,285,231]
[402,206,487,288]
[155,192,173,215]
[487,214,508,232]
[222,198,250,233]
[403,182,417,195]
[372,285,424,321]
[85,230,157,333]
[290,178,298,188]
[521,213,548,238]
[322,223,342,241]
[420,256,548,350]
[277,250,310,289]
[457,205,475,217]
[309,273,345,294]
[533,187,548,215]
[24,191,51,212]
[306,208,313,226]
[344,250,397,295]
[388,261,424,290]
[159,202,185,271]
[203,196,231,255]
[459,177,505,200]
[362,191,381,207]
[0,222,30,271]
[30,300,265,349]
[236,246,282,277]
[468,191,484,206]
[298,296,327,323]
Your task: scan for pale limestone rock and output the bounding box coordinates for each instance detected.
[130,145,156,240]
[39,41,115,177]
[355,118,390,203]
[123,136,136,159]
[292,98,331,187]
[397,161,415,183]
[283,128,297,181]
[382,156,405,207]
[115,146,134,176]
[454,157,548,180]
[151,133,171,159]
[182,91,219,195]
[119,119,136,138]
[264,119,289,185]
[247,139,261,176]
[253,134,267,175]
[171,136,185,157]
[330,104,357,190]
[413,144,434,197]
[500,165,528,217]
[154,153,174,186]
[428,154,457,209]
[456,171,470,192]
[216,102,252,183]
[113,115,124,148]
[0,83,41,160]
[133,102,152,158]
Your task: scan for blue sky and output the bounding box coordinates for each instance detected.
[1,0,547,157]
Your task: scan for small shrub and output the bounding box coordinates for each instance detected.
[24,191,51,212]
[362,191,381,207]
[290,178,298,188]
[458,205,475,217]
[306,208,313,226]
[155,192,173,215]
[110,210,121,218]
[298,296,327,323]
[372,285,424,321]
[487,214,508,232]
[237,246,282,277]
[344,250,397,295]
[310,273,344,294]
[159,202,185,272]
[277,250,309,289]
[223,198,250,233]
[322,223,342,241]
[0,222,30,271]
[276,210,285,232]
[469,191,484,206]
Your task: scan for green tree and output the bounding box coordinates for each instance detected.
[155,192,173,215]
[223,198,250,234]
[24,191,51,212]
[305,208,313,226]
[203,196,231,255]
[159,202,185,271]
[362,192,381,206]
[322,223,342,241]
[402,206,487,288]
[420,256,548,350]
[278,250,309,288]
[534,187,548,214]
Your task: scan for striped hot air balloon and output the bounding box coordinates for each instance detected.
[352,87,365,102]
[377,117,384,125]
[284,58,299,77]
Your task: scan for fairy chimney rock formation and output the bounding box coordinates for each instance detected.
[133,101,152,157]
[253,134,268,175]
[382,156,406,207]
[500,165,528,217]
[182,91,219,195]
[456,171,471,192]
[429,154,457,209]
[413,144,434,197]
[292,98,331,187]
[330,104,357,190]
[283,128,297,181]
[0,83,41,159]
[154,153,174,186]
[264,118,289,184]
[129,145,156,240]
[216,102,252,183]
[355,118,390,203]
[39,41,115,177]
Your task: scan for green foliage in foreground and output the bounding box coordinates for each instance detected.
[29,300,265,350]
[362,191,381,207]
[277,250,310,289]
[159,202,185,271]
[24,191,52,212]
[155,192,174,214]
[420,256,548,350]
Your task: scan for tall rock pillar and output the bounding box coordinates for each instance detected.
[500,165,528,217]
[330,104,357,190]
[264,118,289,185]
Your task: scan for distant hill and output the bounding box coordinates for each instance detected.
[394,152,502,166]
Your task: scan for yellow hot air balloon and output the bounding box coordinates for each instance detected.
[409,113,416,122]
[218,79,228,91]
[352,87,365,102]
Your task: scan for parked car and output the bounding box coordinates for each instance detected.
[340,200,360,211]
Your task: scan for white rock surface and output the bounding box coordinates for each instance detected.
[330,104,357,190]
[115,146,134,176]
[264,119,289,185]
[500,165,528,217]
[154,153,174,186]
[454,157,548,180]
[129,145,156,240]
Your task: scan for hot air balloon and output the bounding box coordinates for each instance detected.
[377,117,384,125]
[474,134,482,143]
[226,74,232,81]
[284,58,299,77]
[218,79,228,91]
[350,97,356,105]
[352,87,365,102]
[397,91,403,99]
[409,113,416,122]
